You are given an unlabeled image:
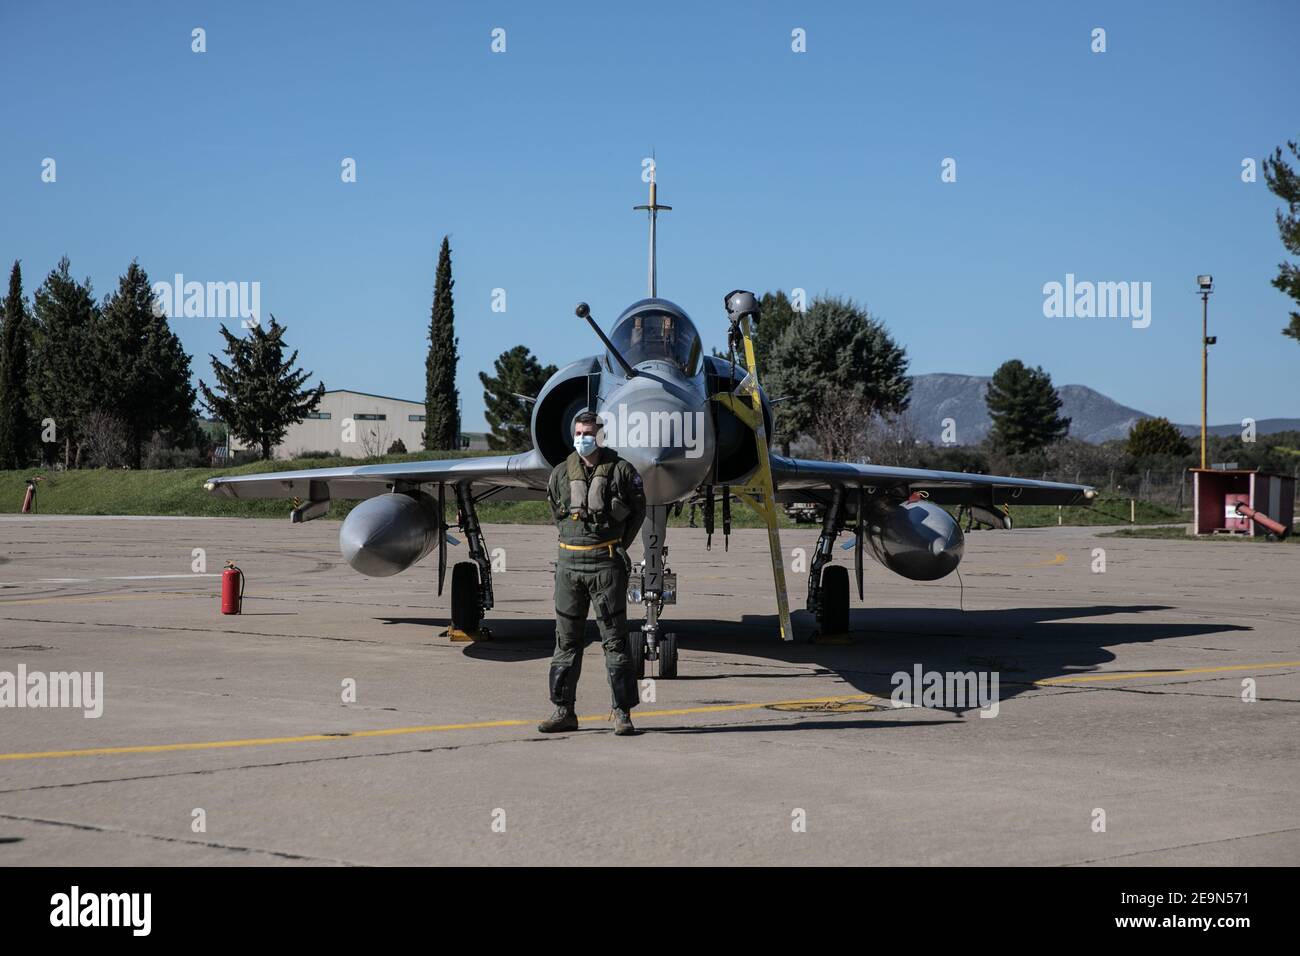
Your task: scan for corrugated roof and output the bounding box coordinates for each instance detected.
[322,388,423,405]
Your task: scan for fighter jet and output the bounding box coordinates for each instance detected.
[204,174,1095,676]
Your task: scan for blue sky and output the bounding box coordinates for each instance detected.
[2,0,1296,432]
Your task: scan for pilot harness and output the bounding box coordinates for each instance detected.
[564,453,631,524]
[554,454,631,559]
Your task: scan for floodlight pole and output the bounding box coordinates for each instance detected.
[1200,287,1210,470]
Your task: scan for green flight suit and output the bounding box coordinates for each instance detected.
[545,447,647,711]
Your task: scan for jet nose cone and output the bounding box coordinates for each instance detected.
[602,385,714,506]
[618,441,711,506]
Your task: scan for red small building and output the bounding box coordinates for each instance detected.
[1190,468,1296,537]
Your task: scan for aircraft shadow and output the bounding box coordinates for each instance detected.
[657,718,964,734]
[685,604,1252,713]
[376,615,556,663]
[379,603,1251,715]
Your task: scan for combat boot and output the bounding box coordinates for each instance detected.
[538,704,578,733]
[611,707,636,736]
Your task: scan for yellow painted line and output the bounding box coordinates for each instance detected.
[9,662,1293,762]
[1025,552,1068,567]
[0,593,202,608]
[1036,661,1300,685]
[0,693,886,762]
[0,722,530,761]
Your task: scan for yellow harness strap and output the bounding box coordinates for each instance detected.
[557,538,620,556]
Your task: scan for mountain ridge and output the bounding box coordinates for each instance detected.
[901,372,1297,445]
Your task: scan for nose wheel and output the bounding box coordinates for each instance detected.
[630,629,677,679]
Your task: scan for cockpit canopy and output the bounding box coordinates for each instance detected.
[607,298,702,377]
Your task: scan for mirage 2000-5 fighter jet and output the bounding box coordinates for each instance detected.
[204,174,1095,677]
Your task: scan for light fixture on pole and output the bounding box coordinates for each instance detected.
[1197,275,1214,469]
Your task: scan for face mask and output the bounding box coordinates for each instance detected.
[574,434,598,457]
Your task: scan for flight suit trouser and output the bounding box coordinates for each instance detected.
[549,546,638,712]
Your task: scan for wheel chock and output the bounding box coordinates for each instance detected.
[445,626,492,642]
[812,630,854,645]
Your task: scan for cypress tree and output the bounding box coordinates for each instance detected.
[479,345,556,451]
[985,359,1070,455]
[0,261,36,469]
[198,316,325,461]
[97,261,197,468]
[423,236,460,450]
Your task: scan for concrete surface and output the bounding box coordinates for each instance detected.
[0,515,1296,866]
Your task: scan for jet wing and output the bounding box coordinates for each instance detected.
[203,448,552,502]
[769,454,1095,507]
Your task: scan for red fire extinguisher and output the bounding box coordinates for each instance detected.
[221,561,244,615]
[21,480,37,514]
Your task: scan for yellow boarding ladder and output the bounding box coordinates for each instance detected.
[710,309,794,642]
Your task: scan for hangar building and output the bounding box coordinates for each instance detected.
[227,389,489,460]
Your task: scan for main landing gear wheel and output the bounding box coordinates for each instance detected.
[629,631,646,679]
[657,632,678,679]
[818,565,850,637]
[450,561,483,632]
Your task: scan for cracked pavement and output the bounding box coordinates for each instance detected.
[0,515,1296,865]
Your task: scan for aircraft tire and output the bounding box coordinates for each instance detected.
[820,565,850,636]
[450,561,483,633]
[657,632,678,678]
[628,629,646,679]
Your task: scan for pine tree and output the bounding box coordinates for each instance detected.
[30,257,101,468]
[766,295,910,451]
[755,290,798,375]
[985,359,1070,455]
[1262,138,1300,343]
[198,316,324,460]
[97,261,197,468]
[423,236,460,450]
[1127,417,1191,458]
[0,261,36,469]
[479,345,557,451]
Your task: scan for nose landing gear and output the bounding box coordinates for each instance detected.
[628,504,679,678]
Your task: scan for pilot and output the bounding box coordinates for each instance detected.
[539,411,647,736]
